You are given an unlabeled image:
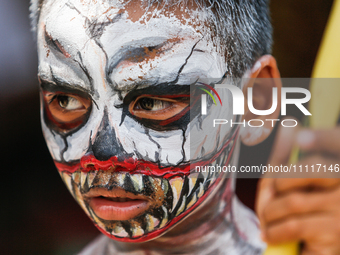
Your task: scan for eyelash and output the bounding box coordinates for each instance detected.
[133,97,176,111]
[122,95,191,131]
[42,92,92,132]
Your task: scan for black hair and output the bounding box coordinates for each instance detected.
[30,0,272,77]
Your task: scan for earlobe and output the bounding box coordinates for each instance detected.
[241,55,282,146]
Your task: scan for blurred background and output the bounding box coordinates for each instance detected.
[0,0,335,254]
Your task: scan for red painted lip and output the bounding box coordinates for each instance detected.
[54,128,239,179]
[84,188,150,221]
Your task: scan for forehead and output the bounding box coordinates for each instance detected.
[41,0,205,48]
[38,0,226,93]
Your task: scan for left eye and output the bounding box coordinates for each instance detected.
[129,96,189,121]
[135,97,172,111]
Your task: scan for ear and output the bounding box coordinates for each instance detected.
[240,55,282,146]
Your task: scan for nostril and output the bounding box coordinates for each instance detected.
[84,163,96,170]
[80,153,115,171]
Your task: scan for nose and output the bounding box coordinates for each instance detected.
[89,109,128,161]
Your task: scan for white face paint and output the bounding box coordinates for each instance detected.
[37,0,239,242]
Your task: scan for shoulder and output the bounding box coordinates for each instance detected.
[232,196,266,252]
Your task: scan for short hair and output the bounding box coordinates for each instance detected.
[30,0,272,78]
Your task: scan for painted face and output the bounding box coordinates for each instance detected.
[37,0,239,242]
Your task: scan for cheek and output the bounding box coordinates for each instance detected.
[102,106,190,165]
[59,171,90,220]
[41,105,103,162]
[62,108,104,162]
[41,116,65,162]
[185,88,236,162]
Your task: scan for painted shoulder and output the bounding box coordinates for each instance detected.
[78,235,110,255]
[231,196,267,254]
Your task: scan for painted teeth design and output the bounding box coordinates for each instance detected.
[201,170,209,180]
[87,171,97,188]
[197,182,204,198]
[112,223,129,238]
[130,174,143,192]
[186,193,197,210]
[159,206,168,228]
[72,180,89,215]
[188,173,199,197]
[208,171,217,188]
[169,177,184,212]
[118,173,126,186]
[161,179,169,194]
[71,171,81,185]
[88,207,107,231]
[149,176,161,190]
[81,171,87,188]
[98,170,113,187]
[204,169,215,187]
[145,214,160,232]
[66,168,213,240]
[131,225,144,237]
[175,196,186,216]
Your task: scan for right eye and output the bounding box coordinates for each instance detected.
[43,92,91,130]
[57,95,84,110]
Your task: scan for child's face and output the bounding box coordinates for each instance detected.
[37,0,239,242]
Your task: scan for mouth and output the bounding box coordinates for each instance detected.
[84,188,150,221]
[58,149,230,240]
[56,133,238,241]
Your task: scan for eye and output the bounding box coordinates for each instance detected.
[135,97,172,111]
[129,96,189,120]
[57,95,84,110]
[43,92,91,130]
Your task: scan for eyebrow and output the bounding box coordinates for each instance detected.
[107,38,180,78]
[122,83,191,105]
[42,27,94,91]
[39,74,93,98]
[44,27,71,59]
